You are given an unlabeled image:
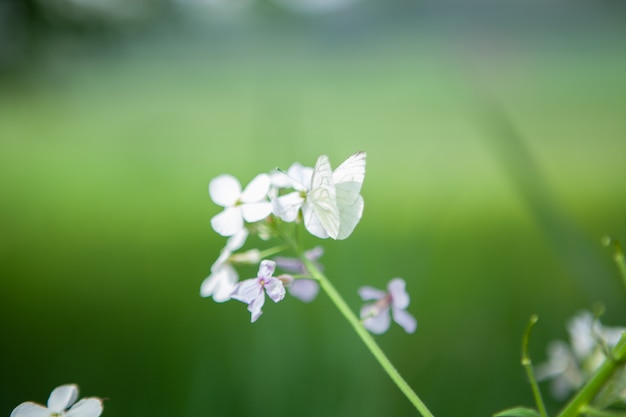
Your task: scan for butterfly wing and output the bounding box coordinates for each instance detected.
[304,155,340,239]
[333,151,366,239]
[336,194,364,240]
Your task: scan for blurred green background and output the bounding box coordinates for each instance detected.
[1,1,626,416]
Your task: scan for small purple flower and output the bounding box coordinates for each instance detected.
[231,260,286,322]
[358,278,417,334]
[274,246,323,302]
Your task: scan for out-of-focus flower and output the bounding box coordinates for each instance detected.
[535,341,584,400]
[274,246,324,302]
[231,260,286,322]
[536,311,625,400]
[11,384,103,417]
[358,278,417,334]
[200,229,248,302]
[209,174,272,237]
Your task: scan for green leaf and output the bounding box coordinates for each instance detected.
[494,406,542,417]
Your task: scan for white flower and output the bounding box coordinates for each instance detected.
[536,311,626,400]
[200,229,248,302]
[231,260,286,322]
[358,278,417,334]
[11,384,102,417]
[271,162,313,223]
[209,173,273,237]
[535,341,584,400]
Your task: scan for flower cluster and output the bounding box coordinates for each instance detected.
[11,384,103,417]
[201,152,367,322]
[209,152,366,240]
[536,311,626,401]
[200,151,418,335]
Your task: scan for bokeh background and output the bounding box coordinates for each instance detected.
[1,1,626,416]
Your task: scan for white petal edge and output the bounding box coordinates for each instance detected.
[247,292,265,323]
[264,277,286,303]
[392,307,417,333]
[272,192,304,222]
[240,174,271,203]
[358,286,386,301]
[287,163,313,191]
[231,278,263,305]
[210,207,244,237]
[258,260,276,279]
[388,278,410,310]
[241,201,273,223]
[66,398,103,417]
[361,305,391,334]
[48,384,78,412]
[200,264,238,302]
[10,403,50,417]
[209,174,242,207]
[225,229,249,252]
[288,279,319,303]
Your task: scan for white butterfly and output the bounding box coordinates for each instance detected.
[273,152,366,240]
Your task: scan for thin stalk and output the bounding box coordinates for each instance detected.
[582,406,626,417]
[298,254,435,417]
[521,315,548,417]
[557,335,626,417]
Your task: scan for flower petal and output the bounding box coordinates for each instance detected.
[10,402,50,417]
[274,256,304,274]
[209,174,241,207]
[304,246,324,262]
[361,305,391,334]
[270,170,293,189]
[258,260,276,280]
[567,311,596,360]
[241,174,271,203]
[288,279,319,302]
[392,307,417,333]
[287,163,313,191]
[388,278,410,310]
[264,277,286,303]
[241,201,273,223]
[225,229,249,252]
[48,384,78,412]
[66,398,103,417]
[211,207,244,237]
[272,192,304,222]
[200,264,238,302]
[231,278,262,305]
[247,291,265,322]
[358,286,385,301]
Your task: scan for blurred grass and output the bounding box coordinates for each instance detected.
[1,26,626,417]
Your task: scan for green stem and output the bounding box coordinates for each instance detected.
[298,255,435,417]
[556,335,626,417]
[582,406,626,417]
[522,315,548,417]
[258,245,289,259]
